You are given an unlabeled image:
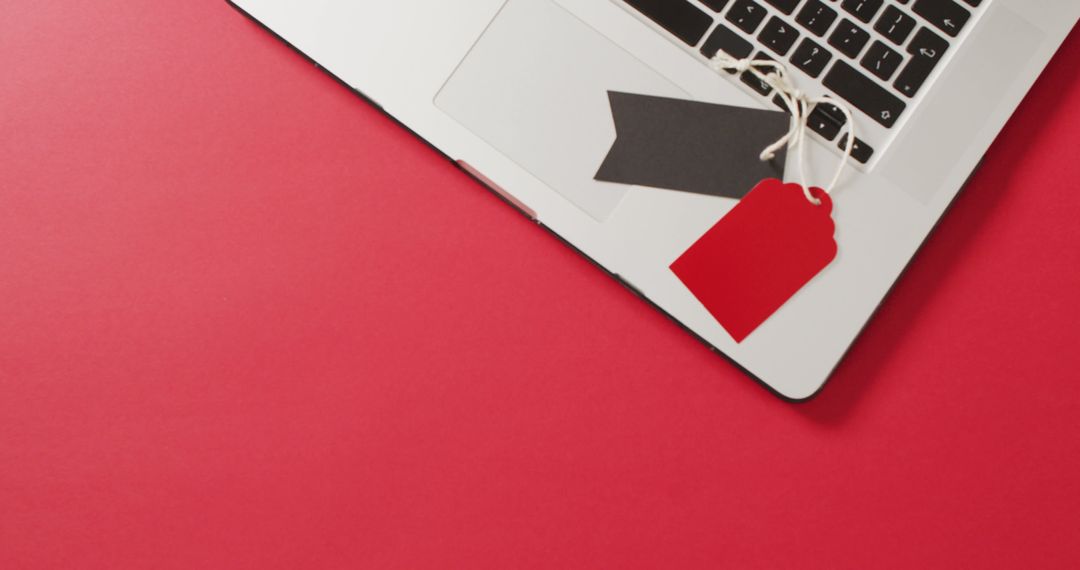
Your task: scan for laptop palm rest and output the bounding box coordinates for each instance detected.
[435,0,688,221]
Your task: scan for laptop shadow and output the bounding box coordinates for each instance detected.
[797,27,1080,425]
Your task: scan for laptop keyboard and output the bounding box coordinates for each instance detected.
[618,0,987,165]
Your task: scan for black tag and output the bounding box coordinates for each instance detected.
[595,91,789,200]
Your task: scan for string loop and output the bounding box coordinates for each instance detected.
[709,54,856,205]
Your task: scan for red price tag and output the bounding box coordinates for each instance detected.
[670,179,838,343]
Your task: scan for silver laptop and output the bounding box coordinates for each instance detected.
[228,0,1078,400]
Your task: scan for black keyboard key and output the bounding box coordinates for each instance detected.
[623,0,714,46]
[860,40,903,80]
[807,105,844,140]
[790,38,833,78]
[823,60,907,127]
[741,72,774,96]
[764,0,801,15]
[960,0,982,6]
[838,134,874,163]
[740,52,776,95]
[759,16,801,56]
[841,0,883,24]
[773,94,788,111]
[816,102,849,127]
[726,0,769,34]
[874,5,917,45]
[893,27,948,97]
[828,18,870,58]
[906,26,949,60]
[701,0,731,11]
[796,0,838,37]
[701,22,754,68]
[894,56,935,98]
[912,0,970,37]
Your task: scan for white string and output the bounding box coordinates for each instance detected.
[708,54,856,206]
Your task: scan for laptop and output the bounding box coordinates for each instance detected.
[227,0,1079,400]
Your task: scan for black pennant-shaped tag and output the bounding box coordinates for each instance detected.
[595,91,789,200]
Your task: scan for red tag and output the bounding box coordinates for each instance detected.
[670,179,837,343]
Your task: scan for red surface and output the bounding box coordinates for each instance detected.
[672,181,836,343]
[2,2,1078,568]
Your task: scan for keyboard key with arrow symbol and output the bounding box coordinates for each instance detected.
[912,0,971,38]
[894,27,950,98]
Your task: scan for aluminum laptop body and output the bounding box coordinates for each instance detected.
[228,0,1080,400]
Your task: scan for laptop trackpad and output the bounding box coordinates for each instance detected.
[435,0,688,221]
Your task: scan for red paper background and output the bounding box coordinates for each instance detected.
[2,2,1078,568]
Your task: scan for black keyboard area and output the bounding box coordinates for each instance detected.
[622,0,714,45]
[620,0,979,160]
